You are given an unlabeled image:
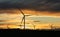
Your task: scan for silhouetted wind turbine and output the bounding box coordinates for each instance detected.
[32,20,40,30]
[18,8,31,29]
[32,23,36,30]
[49,24,54,29]
[18,9,25,29]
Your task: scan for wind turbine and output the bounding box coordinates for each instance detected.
[32,23,36,30]
[18,9,25,30]
[33,20,40,30]
[17,8,31,30]
[49,24,54,29]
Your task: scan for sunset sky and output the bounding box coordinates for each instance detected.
[0,0,60,29]
[0,9,60,29]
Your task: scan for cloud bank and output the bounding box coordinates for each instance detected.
[0,0,60,14]
[0,0,60,11]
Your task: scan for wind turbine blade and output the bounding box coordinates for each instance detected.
[18,9,24,15]
[20,16,24,25]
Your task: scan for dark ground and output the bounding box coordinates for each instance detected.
[0,29,60,32]
[0,29,59,36]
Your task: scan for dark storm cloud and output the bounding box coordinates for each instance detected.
[0,0,60,12]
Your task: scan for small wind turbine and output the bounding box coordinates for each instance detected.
[6,23,9,29]
[30,21,36,30]
[32,23,36,30]
[49,24,54,29]
[33,20,40,30]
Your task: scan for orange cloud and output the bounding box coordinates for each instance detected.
[0,9,60,16]
[22,9,60,16]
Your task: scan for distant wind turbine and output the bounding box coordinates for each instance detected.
[49,24,54,29]
[32,20,40,30]
[32,23,36,30]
